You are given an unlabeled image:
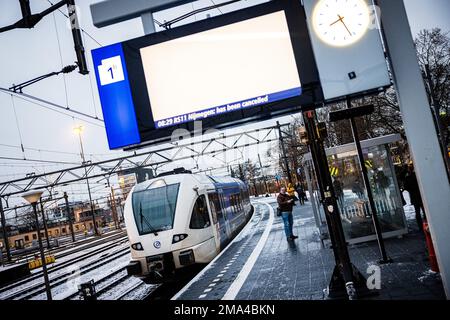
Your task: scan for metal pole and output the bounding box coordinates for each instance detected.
[141,11,156,35]
[378,0,450,298]
[78,132,98,236]
[39,198,51,249]
[346,98,391,263]
[277,121,293,184]
[32,202,52,300]
[303,110,368,300]
[258,154,270,196]
[0,198,11,262]
[67,0,89,74]
[110,187,119,230]
[64,192,75,242]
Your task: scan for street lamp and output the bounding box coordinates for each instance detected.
[73,125,99,236]
[22,190,52,300]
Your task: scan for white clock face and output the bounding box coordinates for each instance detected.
[312,0,370,47]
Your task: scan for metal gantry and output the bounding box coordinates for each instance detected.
[0,124,285,200]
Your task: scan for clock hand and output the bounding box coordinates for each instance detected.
[339,16,353,37]
[329,15,344,26]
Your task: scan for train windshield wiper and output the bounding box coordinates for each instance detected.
[139,202,159,236]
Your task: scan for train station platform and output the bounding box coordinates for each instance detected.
[172,197,445,300]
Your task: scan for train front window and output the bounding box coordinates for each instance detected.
[132,183,180,235]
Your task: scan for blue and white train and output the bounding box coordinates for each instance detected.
[124,169,252,283]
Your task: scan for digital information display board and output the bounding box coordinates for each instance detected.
[140,10,302,129]
[92,0,322,149]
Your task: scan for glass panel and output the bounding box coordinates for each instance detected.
[132,183,180,235]
[365,145,406,232]
[208,192,222,222]
[207,193,218,224]
[190,195,211,229]
[326,144,406,240]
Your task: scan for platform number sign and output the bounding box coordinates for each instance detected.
[98,55,125,86]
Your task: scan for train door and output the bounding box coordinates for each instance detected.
[211,190,229,249]
[207,192,221,252]
[219,191,232,239]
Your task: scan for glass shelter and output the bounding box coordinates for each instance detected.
[303,134,408,244]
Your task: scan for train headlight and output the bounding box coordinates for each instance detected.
[172,234,188,244]
[131,242,144,251]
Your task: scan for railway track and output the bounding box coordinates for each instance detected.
[0,246,130,300]
[11,230,127,265]
[115,280,148,300]
[0,235,129,296]
[65,267,154,300]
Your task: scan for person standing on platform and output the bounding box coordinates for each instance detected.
[333,178,344,209]
[403,163,426,232]
[277,187,298,241]
[352,178,365,199]
[295,183,306,205]
[287,183,296,199]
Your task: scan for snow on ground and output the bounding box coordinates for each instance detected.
[0,241,130,300]
[121,282,155,300]
[49,237,128,266]
[31,253,131,300]
[47,230,126,258]
[97,276,137,300]
[418,269,440,283]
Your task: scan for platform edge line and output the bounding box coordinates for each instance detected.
[171,201,264,300]
[222,201,274,300]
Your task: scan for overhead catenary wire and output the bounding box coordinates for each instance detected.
[162,0,241,29]
[81,31,100,119]
[51,10,70,109]
[0,88,104,127]
[0,156,79,165]
[45,0,103,47]
[209,0,223,14]
[10,95,26,159]
[0,142,123,158]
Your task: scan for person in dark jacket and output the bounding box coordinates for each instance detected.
[277,187,298,241]
[295,183,306,205]
[333,178,344,209]
[403,164,426,232]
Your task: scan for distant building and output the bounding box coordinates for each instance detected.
[0,200,114,249]
[118,167,154,200]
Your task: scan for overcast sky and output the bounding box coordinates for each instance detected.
[0,0,449,212]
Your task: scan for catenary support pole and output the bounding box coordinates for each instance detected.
[0,198,11,261]
[39,198,51,249]
[32,202,52,300]
[258,153,270,196]
[277,121,293,184]
[110,187,119,230]
[64,192,76,242]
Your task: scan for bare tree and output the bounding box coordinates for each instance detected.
[415,28,450,115]
[415,28,450,147]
